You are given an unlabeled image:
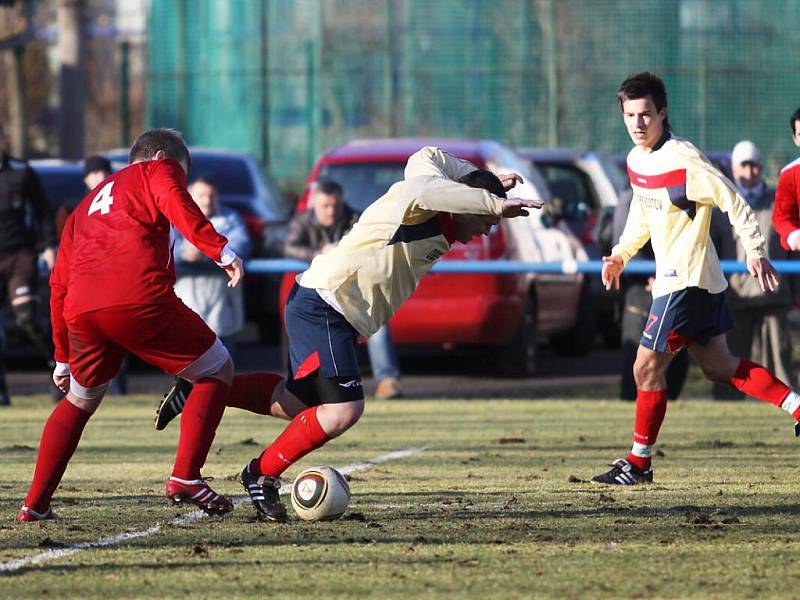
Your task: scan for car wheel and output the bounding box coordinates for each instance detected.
[552,277,596,356]
[498,294,538,377]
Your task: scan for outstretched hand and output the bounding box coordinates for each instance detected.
[747,257,780,292]
[601,255,625,291]
[501,197,545,218]
[498,173,524,192]
[223,256,245,288]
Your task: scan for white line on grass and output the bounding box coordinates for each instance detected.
[0,446,427,575]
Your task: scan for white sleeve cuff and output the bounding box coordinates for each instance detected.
[215,244,237,267]
[788,229,800,250]
[54,362,70,377]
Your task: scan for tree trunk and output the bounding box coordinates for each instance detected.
[57,0,85,159]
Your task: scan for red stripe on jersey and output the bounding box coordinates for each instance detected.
[627,166,687,189]
[294,351,321,379]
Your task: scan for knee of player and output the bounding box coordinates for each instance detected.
[633,357,661,385]
[216,357,235,385]
[321,400,364,436]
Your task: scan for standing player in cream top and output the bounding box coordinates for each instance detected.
[591,71,800,487]
[154,146,542,522]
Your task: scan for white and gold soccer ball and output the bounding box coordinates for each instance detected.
[290,466,351,521]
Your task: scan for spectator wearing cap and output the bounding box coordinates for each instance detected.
[55,155,112,237]
[713,140,795,399]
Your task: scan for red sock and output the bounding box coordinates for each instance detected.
[227,372,283,415]
[24,398,92,513]
[729,359,790,407]
[255,406,331,478]
[171,378,230,480]
[627,389,668,471]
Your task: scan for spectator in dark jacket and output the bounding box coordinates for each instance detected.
[0,125,56,406]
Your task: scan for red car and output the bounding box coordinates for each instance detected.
[281,138,591,375]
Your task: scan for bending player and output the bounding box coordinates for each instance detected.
[16,129,244,521]
[155,146,541,521]
[592,72,798,485]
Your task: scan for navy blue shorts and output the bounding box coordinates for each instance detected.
[284,284,364,406]
[640,287,733,353]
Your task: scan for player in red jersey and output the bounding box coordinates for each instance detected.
[772,107,800,251]
[16,129,244,522]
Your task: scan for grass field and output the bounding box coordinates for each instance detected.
[2,394,800,599]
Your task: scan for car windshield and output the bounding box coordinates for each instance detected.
[189,154,288,220]
[189,155,254,196]
[598,156,631,195]
[318,162,407,213]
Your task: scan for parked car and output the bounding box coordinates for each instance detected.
[516,148,629,348]
[281,138,593,375]
[105,147,292,343]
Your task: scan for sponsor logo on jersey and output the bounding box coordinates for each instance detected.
[426,249,443,261]
[664,269,677,277]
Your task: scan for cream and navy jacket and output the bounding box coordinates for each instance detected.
[613,134,766,298]
[298,146,505,337]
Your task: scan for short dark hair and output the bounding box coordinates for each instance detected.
[790,107,800,134]
[457,169,507,198]
[83,155,111,177]
[617,71,671,132]
[315,180,343,198]
[128,128,191,168]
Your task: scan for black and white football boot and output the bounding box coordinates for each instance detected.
[240,463,288,522]
[591,458,653,485]
[154,377,193,430]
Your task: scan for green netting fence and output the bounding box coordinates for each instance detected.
[147,0,800,187]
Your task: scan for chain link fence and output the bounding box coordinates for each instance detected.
[148,0,800,187]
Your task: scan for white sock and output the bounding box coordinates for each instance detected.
[630,441,653,458]
[780,391,800,417]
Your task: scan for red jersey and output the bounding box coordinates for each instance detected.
[773,157,800,250]
[50,159,231,363]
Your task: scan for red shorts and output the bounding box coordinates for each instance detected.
[66,299,216,388]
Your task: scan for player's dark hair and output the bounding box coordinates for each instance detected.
[128,128,191,169]
[790,107,800,134]
[618,71,671,132]
[316,180,343,198]
[457,169,507,198]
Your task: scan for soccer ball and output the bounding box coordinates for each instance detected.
[290,466,351,521]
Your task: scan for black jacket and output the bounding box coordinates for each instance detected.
[0,154,54,255]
